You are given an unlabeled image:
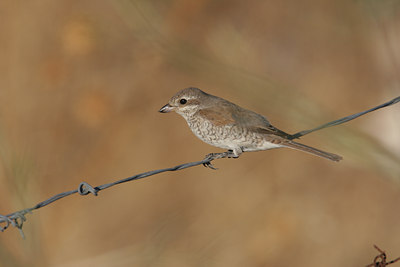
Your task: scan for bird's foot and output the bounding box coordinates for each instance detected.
[202,153,223,170]
[202,150,238,170]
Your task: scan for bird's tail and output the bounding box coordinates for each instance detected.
[283,140,342,162]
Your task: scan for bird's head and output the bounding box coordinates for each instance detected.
[159,87,210,118]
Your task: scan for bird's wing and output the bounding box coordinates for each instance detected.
[249,124,293,139]
[196,105,236,126]
[196,100,267,127]
[231,104,293,139]
[197,100,291,139]
[197,101,292,138]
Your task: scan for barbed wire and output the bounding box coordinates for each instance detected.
[0,96,399,238]
[0,157,213,238]
[366,245,400,267]
[289,96,400,139]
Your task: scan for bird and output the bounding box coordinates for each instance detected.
[159,87,342,162]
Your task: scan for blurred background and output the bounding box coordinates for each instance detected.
[0,0,399,266]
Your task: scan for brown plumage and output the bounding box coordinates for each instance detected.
[159,87,342,162]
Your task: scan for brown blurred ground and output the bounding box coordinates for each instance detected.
[0,0,399,266]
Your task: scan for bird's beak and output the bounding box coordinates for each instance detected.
[159,103,174,113]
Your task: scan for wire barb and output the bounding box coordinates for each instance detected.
[366,245,400,267]
[0,215,11,232]
[79,182,99,196]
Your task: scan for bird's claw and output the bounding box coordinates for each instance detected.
[202,153,220,170]
[202,151,238,170]
[203,161,218,170]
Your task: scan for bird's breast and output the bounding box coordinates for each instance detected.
[185,115,268,151]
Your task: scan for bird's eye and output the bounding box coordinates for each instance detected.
[179,99,187,105]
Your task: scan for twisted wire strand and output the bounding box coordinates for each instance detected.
[0,158,211,237]
[290,96,400,139]
[0,96,399,237]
